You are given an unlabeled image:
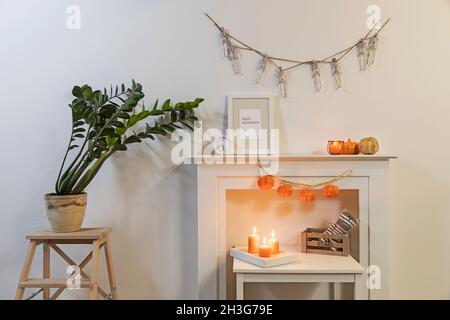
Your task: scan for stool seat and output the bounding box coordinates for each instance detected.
[26,228,112,240]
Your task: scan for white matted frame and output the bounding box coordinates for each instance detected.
[227,93,276,155]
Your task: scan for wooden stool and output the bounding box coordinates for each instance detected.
[15,228,118,300]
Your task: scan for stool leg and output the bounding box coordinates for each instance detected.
[89,240,100,300]
[43,241,50,300]
[104,237,118,300]
[15,240,38,300]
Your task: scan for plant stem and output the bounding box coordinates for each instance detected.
[72,150,114,194]
[55,128,75,193]
[58,126,92,188]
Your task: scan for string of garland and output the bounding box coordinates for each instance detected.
[257,162,352,202]
[205,13,390,97]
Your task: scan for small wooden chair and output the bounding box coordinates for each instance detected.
[15,228,118,300]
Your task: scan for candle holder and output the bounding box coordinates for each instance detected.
[327,140,344,155]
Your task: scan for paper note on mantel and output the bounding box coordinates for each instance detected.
[239,109,261,131]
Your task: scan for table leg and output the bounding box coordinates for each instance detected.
[89,240,100,300]
[236,273,244,300]
[331,282,341,300]
[43,241,50,300]
[354,274,364,300]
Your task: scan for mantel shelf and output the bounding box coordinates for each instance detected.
[191,154,397,163]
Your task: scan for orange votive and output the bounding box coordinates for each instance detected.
[248,226,260,254]
[259,237,271,258]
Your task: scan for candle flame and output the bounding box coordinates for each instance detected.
[263,237,267,245]
[253,226,256,234]
[271,230,275,238]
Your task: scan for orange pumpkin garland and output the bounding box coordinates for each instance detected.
[299,189,316,202]
[277,184,293,198]
[321,184,340,198]
[258,175,275,190]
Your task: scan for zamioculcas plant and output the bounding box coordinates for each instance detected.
[45,80,203,232]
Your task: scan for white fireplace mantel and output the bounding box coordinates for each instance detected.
[191,154,396,300]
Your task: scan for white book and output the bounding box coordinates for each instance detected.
[230,246,297,268]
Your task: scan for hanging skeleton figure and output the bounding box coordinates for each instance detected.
[310,61,321,92]
[229,45,241,74]
[330,58,342,89]
[255,54,269,85]
[356,39,368,71]
[220,27,241,74]
[366,35,379,67]
[220,27,232,59]
[276,67,288,98]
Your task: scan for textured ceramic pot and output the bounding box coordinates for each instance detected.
[44,193,87,232]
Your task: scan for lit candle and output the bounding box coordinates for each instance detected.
[259,237,271,258]
[268,230,279,254]
[248,226,260,254]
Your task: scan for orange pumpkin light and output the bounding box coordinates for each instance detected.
[299,188,316,202]
[277,184,293,198]
[258,175,275,190]
[342,139,359,155]
[321,184,340,198]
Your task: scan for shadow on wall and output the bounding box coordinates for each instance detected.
[78,131,198,299]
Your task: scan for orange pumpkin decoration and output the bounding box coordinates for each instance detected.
[321,184,340,198]
[258,175,275,190]
[277,184,293,198]
[342,139,359,155]
[299,189,316,202]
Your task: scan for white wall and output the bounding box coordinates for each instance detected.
[0,0,449,299]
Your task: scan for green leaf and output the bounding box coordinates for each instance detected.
[170,111,177,122]
[149,109,165,116]
[72,86,82,98]
[116,127,127,136]
[152,99,159,111]
[111,120,125,128]
[162,99,172,111]
[73,133,85,138]
[138,110,151,120]
[113,144,127,151]
[81,85,93,100]
[73,128,86,133]
[181,121,194,131]
[124,135,141,144]
[117,112,130,119]
[127,115,140,127]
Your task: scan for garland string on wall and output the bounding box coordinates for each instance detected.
[205,13,390,98]
[257,162,352,203]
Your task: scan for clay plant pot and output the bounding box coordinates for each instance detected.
[44,193,87,232]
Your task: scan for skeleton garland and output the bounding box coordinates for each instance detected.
[209,14,388,98]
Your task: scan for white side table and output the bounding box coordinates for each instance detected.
[233,253,366,300]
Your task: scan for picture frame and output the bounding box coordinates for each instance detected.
[227,93,276,155]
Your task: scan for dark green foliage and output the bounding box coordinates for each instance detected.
[55,80,204,195]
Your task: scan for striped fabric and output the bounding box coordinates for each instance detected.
[322,210,358,250]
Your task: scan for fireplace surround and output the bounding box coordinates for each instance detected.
[192,154,396,300]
